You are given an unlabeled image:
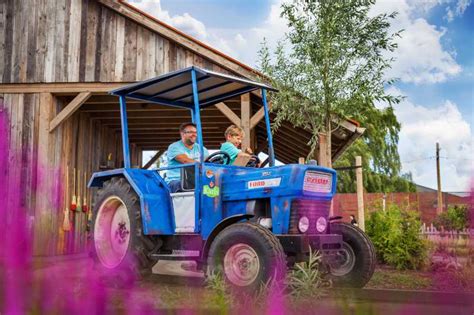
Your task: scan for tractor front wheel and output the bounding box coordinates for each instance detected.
[207,222,286,293]
[328,222,376,288]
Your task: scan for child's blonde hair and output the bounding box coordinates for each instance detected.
[224,125,244,138]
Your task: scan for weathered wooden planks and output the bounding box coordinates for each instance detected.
[1,0,240,84]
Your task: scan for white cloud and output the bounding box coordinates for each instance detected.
[127,0,208,40]
[170,13,208,39]
[200,0,290,67]
[389,87,473,191]
[446,0,472,21]
[372,0,462,84]
[394,19,461,83]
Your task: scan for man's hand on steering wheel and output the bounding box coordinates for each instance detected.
[204,151,231,165]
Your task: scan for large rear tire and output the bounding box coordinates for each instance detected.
[328,222,376,288]
[91,177,157,287]
[207,222,286,293]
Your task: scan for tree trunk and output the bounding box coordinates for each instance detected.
[318,115,332,168]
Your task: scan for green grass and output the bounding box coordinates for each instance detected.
[366,267,432,290]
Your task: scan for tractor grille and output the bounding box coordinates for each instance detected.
[288,199,331,234]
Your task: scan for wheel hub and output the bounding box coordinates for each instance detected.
[115,221,130,244]
[223,243,260,287]
[94,197,131,269]
[329,242,356,276]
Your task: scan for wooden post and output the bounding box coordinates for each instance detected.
[318,132,335,215]
[318,132,330,167]
[241,93,251,151]
[355,156,365,231]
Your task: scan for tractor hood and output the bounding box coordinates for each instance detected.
[219,164,337,202]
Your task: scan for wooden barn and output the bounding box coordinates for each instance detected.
[0,0,364,257]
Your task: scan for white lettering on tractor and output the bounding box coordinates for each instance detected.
[303,171,332,193]
[247,178,281,189]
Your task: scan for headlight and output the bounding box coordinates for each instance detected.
[298,216,309,233]
[316,217,327,233]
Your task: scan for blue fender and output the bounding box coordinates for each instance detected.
[200,214,254,261]
[88,168,175,235]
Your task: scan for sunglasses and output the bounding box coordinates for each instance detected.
[183,130,197,134]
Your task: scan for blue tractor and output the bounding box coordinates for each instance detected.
[88,67,375,291]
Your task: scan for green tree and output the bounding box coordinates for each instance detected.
[259,0,403,178]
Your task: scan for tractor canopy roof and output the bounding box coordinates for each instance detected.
[110,66,277,109]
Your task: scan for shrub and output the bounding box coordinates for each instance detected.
[366,204,428,270]
[433,205,470,232]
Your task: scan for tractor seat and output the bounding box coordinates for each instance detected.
[180,165,195,192]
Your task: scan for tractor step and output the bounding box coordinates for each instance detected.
[151,250,200,260]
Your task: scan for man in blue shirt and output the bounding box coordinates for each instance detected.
[166,122,208,193]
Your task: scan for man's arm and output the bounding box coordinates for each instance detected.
[174,154,196,164]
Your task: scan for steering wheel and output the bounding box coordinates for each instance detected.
[246,155,261,168]
[204,151,231,165]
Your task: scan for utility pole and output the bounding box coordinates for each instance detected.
[436,142,443,214]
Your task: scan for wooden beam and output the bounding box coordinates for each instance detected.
[215,102,241,126]
[332,127,365,162]
[241,93,251,150]
[250,107,265,130]
[0,82,130,94]
[49,92,92,132]
[142,151,161,169]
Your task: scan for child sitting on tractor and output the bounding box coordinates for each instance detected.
[220,125,255,165]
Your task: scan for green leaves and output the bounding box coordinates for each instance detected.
[366,204,429,270]
[433,205,470,232]
[259,0,404,172]
[286,248,327,300]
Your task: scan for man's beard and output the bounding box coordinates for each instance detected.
[184,138,195,146]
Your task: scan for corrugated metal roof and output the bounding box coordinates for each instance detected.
[110,67,277,109]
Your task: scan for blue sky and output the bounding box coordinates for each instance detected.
[129,0,473,192]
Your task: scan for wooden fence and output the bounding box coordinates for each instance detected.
[420,223,472,247]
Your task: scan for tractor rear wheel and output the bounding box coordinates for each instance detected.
[207,222,286,293]
[91,177,157,287]
[328,222,376,288]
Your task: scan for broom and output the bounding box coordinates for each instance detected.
[70,168,77,211]
[87,173,93,221]
[82,171,88,213]
[62,166,71,231]
[76,169,82,212]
